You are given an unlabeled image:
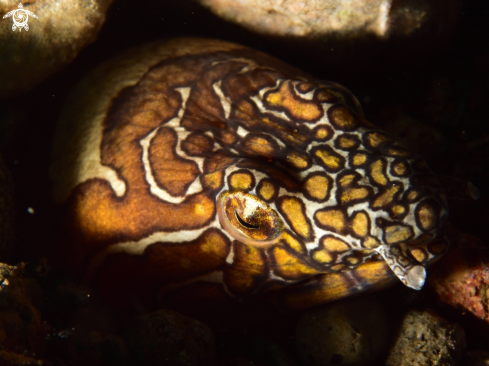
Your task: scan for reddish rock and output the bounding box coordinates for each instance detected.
[428,227,489,323]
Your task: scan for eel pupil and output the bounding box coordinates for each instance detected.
[235,210,260,229]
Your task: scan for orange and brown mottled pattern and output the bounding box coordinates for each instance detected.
[51,38,450,309]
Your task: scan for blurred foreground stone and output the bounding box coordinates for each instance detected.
[192,0,462,72]
[0,0,113,98]
[195,0,460,40]
[123,309,216,366]
[295,295,388,366]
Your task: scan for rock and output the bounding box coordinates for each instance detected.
[0,153,14,262]
[45,278,117,352]
[101,335,131,366]
[427,228,489,324]
[0,0,113,98]
[248,337,296,366]
[0,263,46,363]
[21,277,45,316]
[195,0,459,40]
[0,350,45,366]
[49,279,92,313]
[295,295,388,366]
[123,309,216,366]
[220,358,269,366]
[385,309,466,366]
[191,0,461,72]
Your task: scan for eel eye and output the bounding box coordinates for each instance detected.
[217,190,284,246]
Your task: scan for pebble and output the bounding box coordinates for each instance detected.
[123,309,216,366]
[295,295,388,366]
[0,0,113,98]
[385,309,466,366]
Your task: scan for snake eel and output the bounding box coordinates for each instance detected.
[50,38,477,311]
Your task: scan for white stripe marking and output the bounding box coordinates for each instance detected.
[139,87,203,203]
